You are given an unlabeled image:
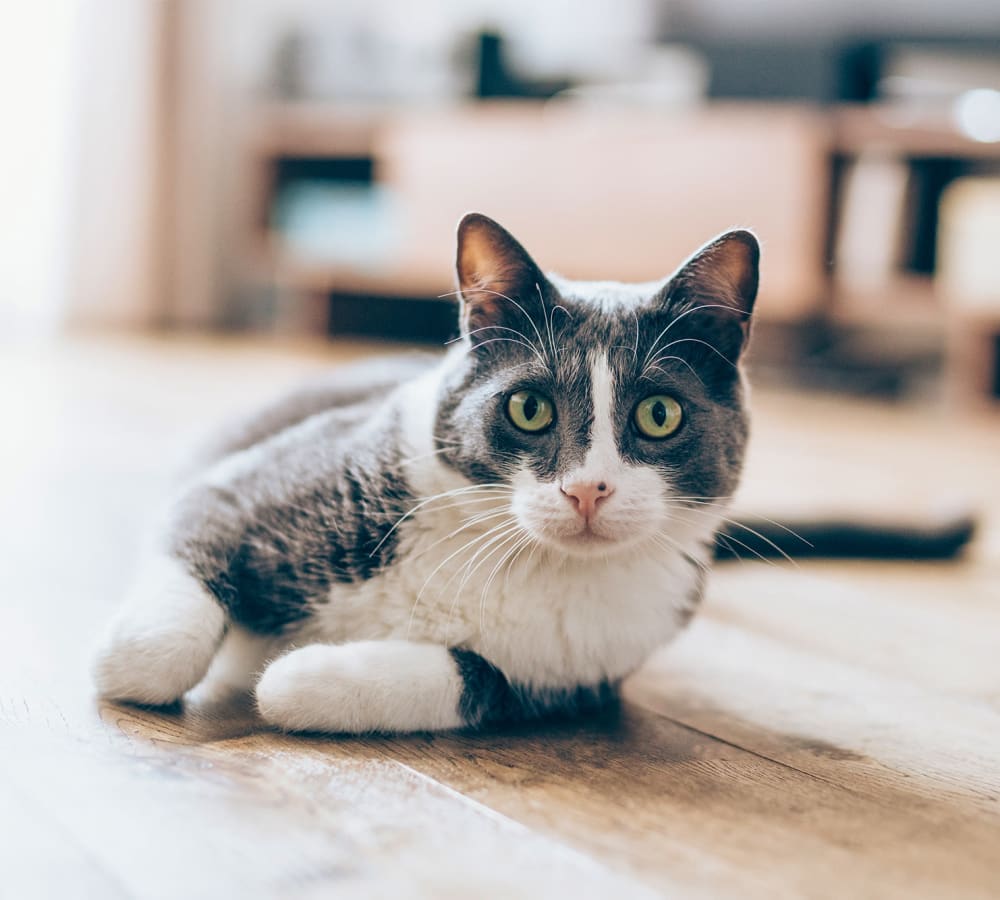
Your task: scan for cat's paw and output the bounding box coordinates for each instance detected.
[254,647,324,731]
[92,555,226,706]
[255,641,464,734]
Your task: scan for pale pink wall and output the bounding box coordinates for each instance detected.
[64,0,168,330]
[0,4,81,336]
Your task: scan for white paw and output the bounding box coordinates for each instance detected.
[92,555,226,705]
[255,641,464,734]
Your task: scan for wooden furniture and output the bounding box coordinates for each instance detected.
[828,104,1000,404]
[238,100,1000,402]
[243,102,831,322]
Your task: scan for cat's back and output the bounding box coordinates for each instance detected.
[191,352,440,470]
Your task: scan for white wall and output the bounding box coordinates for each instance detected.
[0,1,169,335]
[66,0,167,329]
[0,3,81,336]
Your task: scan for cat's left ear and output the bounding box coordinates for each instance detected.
[455,213,550,344]
[658,229,760,361]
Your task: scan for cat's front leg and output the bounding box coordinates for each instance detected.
[255,641,469,733]
[92,552,226,706]
[255,641,616,734]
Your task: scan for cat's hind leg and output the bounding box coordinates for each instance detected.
[92,553,226,706]
[255,641,467,734]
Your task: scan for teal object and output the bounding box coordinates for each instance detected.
[272,182,398,270]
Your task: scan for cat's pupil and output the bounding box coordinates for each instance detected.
[651,401,667,427]
[524,395,538,421]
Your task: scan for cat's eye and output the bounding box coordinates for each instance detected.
[507,390,554,433]
[634,394,683,439]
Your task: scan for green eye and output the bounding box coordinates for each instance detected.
[507,390,554,433]
[634,394,683,439]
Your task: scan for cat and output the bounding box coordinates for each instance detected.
[91,212,943,734]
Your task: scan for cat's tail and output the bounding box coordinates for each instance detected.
[714,511,978,562]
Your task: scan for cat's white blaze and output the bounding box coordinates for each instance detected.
[578,351,618,480]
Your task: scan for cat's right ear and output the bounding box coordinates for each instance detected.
[657,229,761,363]
[456,213,548,343]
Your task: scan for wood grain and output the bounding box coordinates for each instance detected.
[2,336,998,898]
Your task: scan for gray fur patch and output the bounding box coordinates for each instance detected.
[169,359,427,634]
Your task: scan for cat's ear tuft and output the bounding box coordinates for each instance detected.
[456,213,547,342]
[660,229,761,360]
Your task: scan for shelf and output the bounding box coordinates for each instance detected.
[248,101,386,157]
[833,105,1000,159]
[232,99,1000,403]
[831,274,1000,333]
[830,275,943,329]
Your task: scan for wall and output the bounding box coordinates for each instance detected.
[65,0,168,330]
[0,3,81,336]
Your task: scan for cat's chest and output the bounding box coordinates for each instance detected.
[313,516,707,689]
[463,546,703,687]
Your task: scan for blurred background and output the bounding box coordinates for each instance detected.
[2,0,1000,403]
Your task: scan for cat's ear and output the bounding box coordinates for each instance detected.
[456,213,549,343]
[659,229,760,362]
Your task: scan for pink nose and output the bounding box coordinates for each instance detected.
[560,480,614,519]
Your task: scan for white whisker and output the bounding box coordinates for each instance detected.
[641,356,707,388]
[370,484,513,557]
[642,303,749,369]
[442,522,524,642]
[473,526,529,652]
[666,500,809,563]
[650,336,736,371]
[407,517,519,638]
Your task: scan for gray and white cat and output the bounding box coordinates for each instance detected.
[93,213,758,733]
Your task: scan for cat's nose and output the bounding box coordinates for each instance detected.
[560,480,614,519]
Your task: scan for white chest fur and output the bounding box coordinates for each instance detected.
[304,503,714,690]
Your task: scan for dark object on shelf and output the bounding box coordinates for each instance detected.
[685,35,1000,102]
[273,156,374,188]
[696,40,849,101]
[328,293,458,344]
[475,31,571,100]
[906,158,970,275]
[836,42,883,103]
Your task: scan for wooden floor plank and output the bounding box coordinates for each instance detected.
[628,617,1000,821]
[0,772,131,900]
[705,560,1000,706]
[378,704,1000,900]
[2,708,656,900]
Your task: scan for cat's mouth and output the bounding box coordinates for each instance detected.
[538,521,643,556]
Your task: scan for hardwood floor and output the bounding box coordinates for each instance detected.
[2,335,998,899]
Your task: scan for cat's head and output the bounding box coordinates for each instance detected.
[435,213,758,558]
